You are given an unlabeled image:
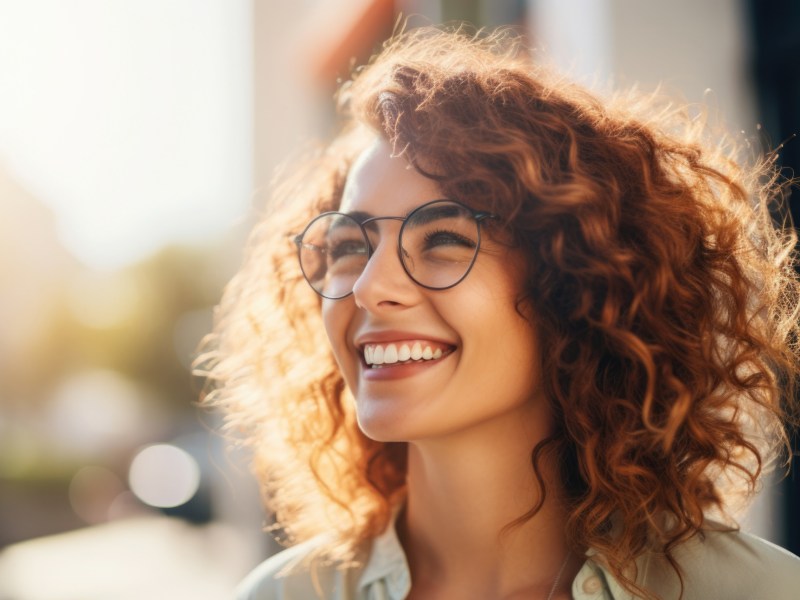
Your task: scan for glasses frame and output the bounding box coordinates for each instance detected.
[293,199,497,299]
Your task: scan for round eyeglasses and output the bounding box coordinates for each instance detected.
[294,199,497,299]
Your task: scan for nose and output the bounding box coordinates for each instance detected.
[351,230,420,311]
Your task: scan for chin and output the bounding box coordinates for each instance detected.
[355,401,468,444]
[355,401,441,443]
[355,410,411,443]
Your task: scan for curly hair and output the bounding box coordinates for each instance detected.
[199,27,800,599]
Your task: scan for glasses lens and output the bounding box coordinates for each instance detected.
[297,213,368,298]
[400,201,481,289]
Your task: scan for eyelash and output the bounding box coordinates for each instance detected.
[329,239,368,259]
[422,229,476,249]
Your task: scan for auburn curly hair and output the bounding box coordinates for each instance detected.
[199,27,800,599]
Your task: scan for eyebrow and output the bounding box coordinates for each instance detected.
[404,203,464,226]
[340,210,390,235]
[342,203,465,230]
[347,210,375,223]
[327,215,364,234]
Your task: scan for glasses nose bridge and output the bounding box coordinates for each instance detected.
[350,214,414,302]
[359,214,406,254]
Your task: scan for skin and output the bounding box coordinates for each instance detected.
[322,138,579,599]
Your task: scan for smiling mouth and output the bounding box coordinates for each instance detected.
[363,341,454,368]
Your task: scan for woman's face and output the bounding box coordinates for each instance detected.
[322,138,545,443]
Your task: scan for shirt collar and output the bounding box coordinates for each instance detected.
[357,506,411,599]
[355,506,628,600]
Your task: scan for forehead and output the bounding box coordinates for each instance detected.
[339,137,442,215]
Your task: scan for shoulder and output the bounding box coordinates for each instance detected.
[235,537,363,600]
[639,526,800,600]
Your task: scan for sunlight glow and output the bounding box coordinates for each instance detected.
[0,0,253,269]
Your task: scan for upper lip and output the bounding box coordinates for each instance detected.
[354,329,456,349]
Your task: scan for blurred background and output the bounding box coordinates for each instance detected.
[0,0,797,598]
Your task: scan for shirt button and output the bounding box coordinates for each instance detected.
[582,575,602,594]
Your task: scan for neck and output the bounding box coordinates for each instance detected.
[397,402,576,598]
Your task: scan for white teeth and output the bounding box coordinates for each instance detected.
[373,345,384,364]
[383,344,398,364]
[364,341,449,366]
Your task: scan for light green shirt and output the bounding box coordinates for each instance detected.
[237,517,800,599]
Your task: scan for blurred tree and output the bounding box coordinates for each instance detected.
[0,165,244,543]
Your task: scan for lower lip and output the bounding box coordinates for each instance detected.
[361,354,451,381]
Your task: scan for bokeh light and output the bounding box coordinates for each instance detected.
[68,465,125,524]
[46,370,148,457]
[128,444,201,509]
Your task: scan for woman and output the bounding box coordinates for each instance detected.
[202,28,800,599]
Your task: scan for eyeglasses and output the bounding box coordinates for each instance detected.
[294,199,497,299]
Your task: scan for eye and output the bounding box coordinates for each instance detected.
[328,238,368,261]
[422,228,477,250]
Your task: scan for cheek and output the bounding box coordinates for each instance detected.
[321,299,343,349]
[321,299,356,377]
[472,261,540,381]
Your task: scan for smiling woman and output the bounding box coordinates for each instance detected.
[199,27,800,600]
[321,138,540,446]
